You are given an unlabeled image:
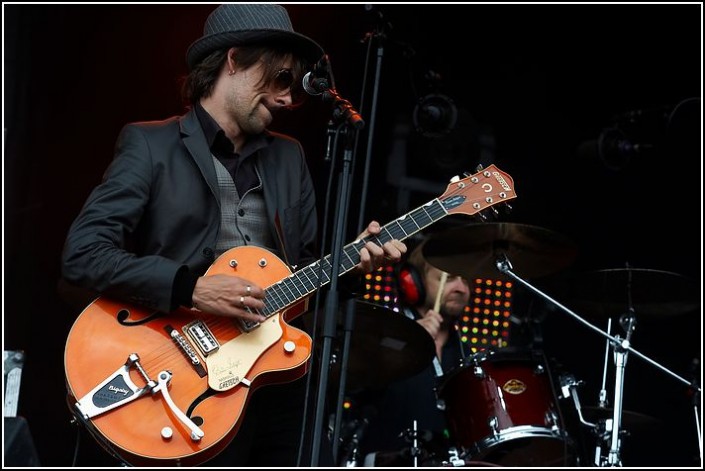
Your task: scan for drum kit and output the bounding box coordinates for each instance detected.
[333,222,700,467]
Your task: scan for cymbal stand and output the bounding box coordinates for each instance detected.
[591,317,619,465]
[694,389,702,464]
[494,254,702,467]
[411,419,420,467]
[595,311,635,466]
[693,392,703,466]
[691,360,702,464]
[598,318,613,408]
[399,420,423,467]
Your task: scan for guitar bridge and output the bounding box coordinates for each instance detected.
[74,353,156,420]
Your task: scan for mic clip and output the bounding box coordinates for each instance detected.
[307,76,330,95]
[324,89,365,130]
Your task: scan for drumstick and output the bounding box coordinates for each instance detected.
[430,272,449,369]
[433,271,449,312]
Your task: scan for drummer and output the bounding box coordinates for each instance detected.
[356,240,471,466]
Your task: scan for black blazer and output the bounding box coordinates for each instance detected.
[62,108,318,313]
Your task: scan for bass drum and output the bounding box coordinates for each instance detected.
[437,348,576,467]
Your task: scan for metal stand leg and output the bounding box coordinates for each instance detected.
[692,379,702,466]
[412,419,420,468]
[606,340,628,466]
[694,401,702,465]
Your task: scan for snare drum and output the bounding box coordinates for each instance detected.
[438,348,575,466]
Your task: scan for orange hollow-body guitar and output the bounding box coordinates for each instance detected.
[63,165,516,466]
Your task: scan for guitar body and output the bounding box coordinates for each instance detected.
[64,246,311,466]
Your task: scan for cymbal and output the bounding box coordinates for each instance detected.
[555,268,699,318]
[333,301,435,391]
[422,222,578,280]
[581,406,661,429]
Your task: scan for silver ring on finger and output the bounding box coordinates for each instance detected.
[246,285,252,295]
[239,296,246,307]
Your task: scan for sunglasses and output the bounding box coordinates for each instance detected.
[271,68,306,105]
[272,68,295,91]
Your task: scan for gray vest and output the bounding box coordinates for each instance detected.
[212,156,275,257]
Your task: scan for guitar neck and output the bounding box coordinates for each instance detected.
[261,198,447,318]
[260,163,517,319]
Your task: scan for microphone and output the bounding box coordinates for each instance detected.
[303,55,364,128]
[302,54,330,96]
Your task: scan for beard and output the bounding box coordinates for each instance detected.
[238,106,270,135]
[227,92,271,136]
[442,296,468,319]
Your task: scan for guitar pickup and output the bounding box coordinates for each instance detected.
[184,320,219,356]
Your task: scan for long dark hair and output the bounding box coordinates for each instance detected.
[181,46,307,106]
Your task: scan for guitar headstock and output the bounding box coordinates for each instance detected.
[439,164,517,217]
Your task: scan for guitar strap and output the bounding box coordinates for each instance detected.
[273,211,293,270]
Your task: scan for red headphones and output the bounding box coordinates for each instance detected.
[396,263,426,306]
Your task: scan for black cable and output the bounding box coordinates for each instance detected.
[71,421,81,467]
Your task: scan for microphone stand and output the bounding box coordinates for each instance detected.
[310,84,365,466]
[494,254,701,467]
[331,22,387,465]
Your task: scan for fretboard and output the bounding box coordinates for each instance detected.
[260,198,449,317]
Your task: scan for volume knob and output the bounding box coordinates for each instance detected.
[283,341,296,353]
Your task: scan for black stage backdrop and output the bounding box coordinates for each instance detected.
[4,4,702,467]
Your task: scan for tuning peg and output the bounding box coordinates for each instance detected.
[474,164,484,173]
[480,208,496,222]
[450,175,460,183]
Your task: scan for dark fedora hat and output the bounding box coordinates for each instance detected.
[186,4,324,70]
